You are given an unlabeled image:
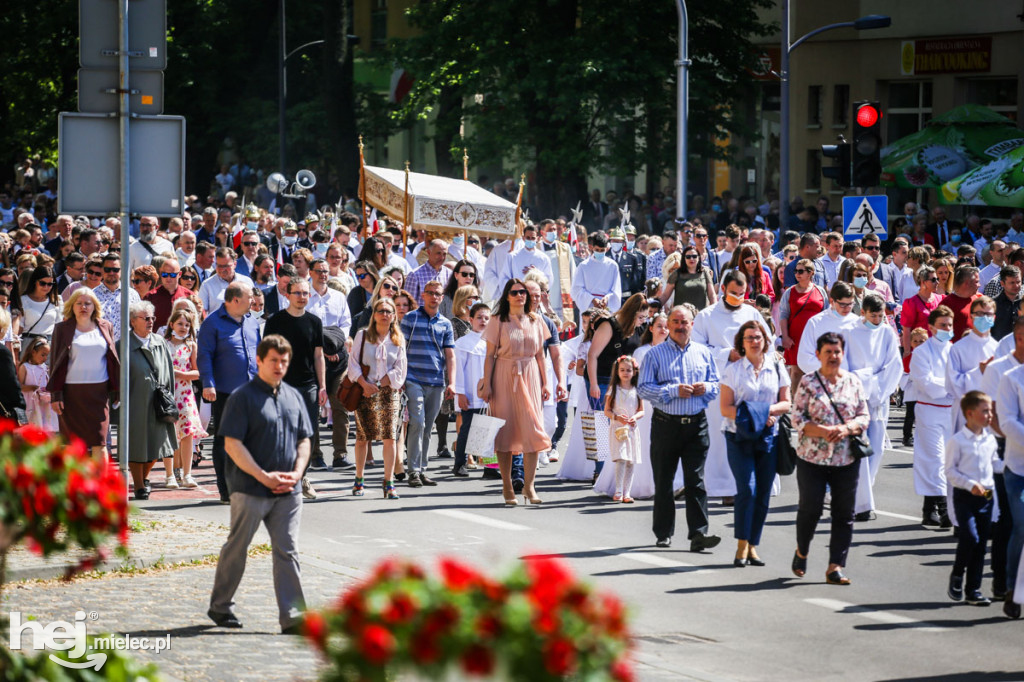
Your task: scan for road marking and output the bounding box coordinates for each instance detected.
[875,510,920,521]
[804,598,948,632]
[592,547,711,574]
[430,509,531,531]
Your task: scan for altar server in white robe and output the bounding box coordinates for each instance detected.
[846,293,903,519]
[482,237,522,302]
[910,304,957,528]
[504,224,554,291]
[796,281,860,376]
[946,296,999,433]
[570,232,622,314]
[692,270,773,498]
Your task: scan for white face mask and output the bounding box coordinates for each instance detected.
[171,329,190,340]
[283,235,297,246]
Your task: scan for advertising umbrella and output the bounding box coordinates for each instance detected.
[941,144,1024,207]
[880,104,1024,189]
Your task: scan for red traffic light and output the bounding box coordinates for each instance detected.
[856,104,880,127]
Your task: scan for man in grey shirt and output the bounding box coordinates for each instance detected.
[208,334,313,634]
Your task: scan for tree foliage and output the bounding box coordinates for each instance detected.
[385,0,774,216]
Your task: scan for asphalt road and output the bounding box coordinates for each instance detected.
[147,408,1024,682]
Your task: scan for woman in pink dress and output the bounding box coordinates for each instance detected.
[163,309,207,489]
[480,278,551,506]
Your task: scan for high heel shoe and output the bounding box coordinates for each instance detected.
[523,494,543,505]
[382,480,399,500]
[504,497,519,507]
[351,477,365,497]
[791,550,807,578]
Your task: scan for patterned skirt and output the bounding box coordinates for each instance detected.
[354,385,403,442]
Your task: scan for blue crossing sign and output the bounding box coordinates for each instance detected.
[842,195,888,241]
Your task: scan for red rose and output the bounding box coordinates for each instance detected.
[358,624,396,665]
[525,556,574,593]
[65,437,87,460]
[461,644,495,676]
[542,638,576,676]
[303,611,329,651]
[16,424,50,446]
[0,417,17,434]
[410,630,441,665]
[382,592,417,625]
[33,484,56,516]
[423,604,459,634]
[533,610,559,635]
[611,658,635,682]
[439,557,481,591]
[475,613,502,639]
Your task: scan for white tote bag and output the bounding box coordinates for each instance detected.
[465,407,506,461]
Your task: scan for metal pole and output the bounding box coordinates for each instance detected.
[278,0,287,176]
[117,0,131,485]
[779,0,790,230]
[675,0,689,220]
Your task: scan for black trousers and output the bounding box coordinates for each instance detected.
[211,390,233,499]
[902,401,916,441]
[952,487,993,593]
[796,458,860,567]
[295,381,322,463]
[454,408,483,470]
[992,439,1010,591]
[650,411,710,541]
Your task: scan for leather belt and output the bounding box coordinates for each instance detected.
[653,409,705,426]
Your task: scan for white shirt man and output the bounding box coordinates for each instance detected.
[307,262,352,336]
[199,251,255,316]
[570,241,622,312]
[796,296,860,375]
[820,235,845,288]
[482,237,523,302]
[448,237,485,271]
[504,229,553,291]
[946,306,998,433]
[175,231,197,267]
[980,241,1007,288]
[129,217,174,270]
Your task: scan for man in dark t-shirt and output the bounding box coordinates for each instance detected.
[264,277,327,494]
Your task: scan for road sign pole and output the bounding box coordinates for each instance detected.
[118,0,131,486]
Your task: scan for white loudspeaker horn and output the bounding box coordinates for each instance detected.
[266,172,288,194]
[295,169,317,190]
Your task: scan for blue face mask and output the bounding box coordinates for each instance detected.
[973,315,995,334]
[865,320,882,330]
[935,329,954,343]
[523,239,536,250]
[314,243,328,257]
[853,276,868,289]
[951,234,961,244]
[246,221,258,232]
[593,251,606,262]
[544,231,557,243]
[712,204,722,212]
[453,236,464,247]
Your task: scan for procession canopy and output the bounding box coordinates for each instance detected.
[361,165,518,238]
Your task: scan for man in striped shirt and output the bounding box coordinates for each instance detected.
[406,239,452,307]
[400,280,455,487]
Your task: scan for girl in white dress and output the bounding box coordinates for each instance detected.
[558,309,600,481]
[603,356,644,502]
[18,337,57,430]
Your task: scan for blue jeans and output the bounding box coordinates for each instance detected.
[725,431,777,545]
[406,381,444,473]
[952,488,993,593]
[1003,467,1024,588]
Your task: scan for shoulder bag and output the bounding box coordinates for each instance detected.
[338,330,369,412]
[138,343,179,424]
[814,371,872,460]
[773,358,798,475]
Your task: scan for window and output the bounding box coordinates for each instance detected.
[832,85,850,127]
[887,81,933,145]
[371,0,388,50]
[807,85,823,126]
[806,149,822,191]
[967,78,1018,122]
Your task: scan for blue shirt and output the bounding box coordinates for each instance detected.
[220,377,313,497]
[783,256,827,289]
[637,337,720,415]
[400,307,455,387]
[197,306,261,394]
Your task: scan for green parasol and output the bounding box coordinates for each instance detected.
[880,104,1024,189]
[941,144,1024,207]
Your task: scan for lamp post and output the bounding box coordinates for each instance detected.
[278,0,325,177]
[779,7,890,227]
[674,0,690,220]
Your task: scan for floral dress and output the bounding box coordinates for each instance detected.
[791,370,870,467]
[170,340,208,442]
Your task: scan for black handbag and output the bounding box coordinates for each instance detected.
[772,360,797,475]
[139,344,179,424]
[814,372,872,461]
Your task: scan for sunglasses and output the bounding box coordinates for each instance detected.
[180,274,196,281]
[374,308,395,316]
[375,248,386,254]
[38,280,54,287]
[864,245,880,251]
[138,315,156,321]
[684,254,699,260]
[509,289,528,297]
[242,241,259,247]
[103,267,120,273]
[0,279,14,286]
[381,283,397,291]
[694,233,708,238]
[424,290,443,297]
[457,270,474,277]
[743,258,758,265]
[794,268,810,274]
[160,272,179,278]
[356,273,370,280]
[927,277,939,283]
[131,279,143,285]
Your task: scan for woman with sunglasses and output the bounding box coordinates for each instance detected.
[380,265,406,293]
[480,278,552,506]
[360,236,389,272]
[19,265,60,343]
[779,258,829,387]
[131,265,158,299]
[349,275,401,339]
[730,243,775,305]
[347,260,379,320]
[440,259,478,319]
[900,264,942,351]
[178,267,199,292]
[660,245,716,311]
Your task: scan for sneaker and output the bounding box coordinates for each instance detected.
[948,573,964,602]
[407,472,423,488]
[437,448,453,459]
[539,451,550,466]
[854,511,876,522]
[965,590,991,606]
[301,477,318,500]
[548,453,559,462]
[183,474,199,488]
[420,474,438,486]
[333,457,356,471]
[165,474,179,489]
[453,466,470,477]
[903,435,914,448]
[309,455,328,471]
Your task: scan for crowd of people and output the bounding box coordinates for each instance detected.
[3,181,1024,623]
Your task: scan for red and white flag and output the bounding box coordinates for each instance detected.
[369,208,380,235]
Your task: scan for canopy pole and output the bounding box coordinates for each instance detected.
[514,173,525,240]
[403,161,410,259]
[463,149,470,251]
[358,135,368,237]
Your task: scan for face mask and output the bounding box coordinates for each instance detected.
[610,242,624,253]
[935,329,954,343]
[283,235,297,246]
[973,315,995,334]
[314,244,328,257]
[544,231,557,244]
[951,234,961,244]
[625,239,635,251]
[593,251,606,262]
[853,276,868,289]
[171,330,190,340]
[452,236,464,247]
[712,204,722,212]
[864,320,882,330]
[523,239,536,250]
[140,231,156,243]
[725,293,744,307]
[246,221,258,232]
[832,307,848,319]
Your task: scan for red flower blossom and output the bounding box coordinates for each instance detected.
[543,637,577,676]
[33,484,56,516]
[611,657,635,682]
[410,630,441,665]
[358,624,396,665]
[372,557,402,582]
[461,644,496,676]
[0,417,17,434]
[423,604,459,636]
[16,424,50,446]
[525,555,574,593]
[439,557,481,592]
[65,437,87,460]
[304,610,329,651]
[533,609,560,635]
[475,613,502,639]
[382,592,417,625]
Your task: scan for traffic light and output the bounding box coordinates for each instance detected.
[821,142,851,187]
[852,100,883,187]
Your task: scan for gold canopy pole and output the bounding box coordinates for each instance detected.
[403,161,410,259]
[358,135,368,237]
[514,173,525,240]
[463,148,469,247]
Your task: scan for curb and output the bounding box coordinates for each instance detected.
[5,551,220,584]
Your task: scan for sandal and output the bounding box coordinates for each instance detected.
[352,477,365,497]
[791,550,807,578]
[622,497,634,504]
[382,480,399,500]
[612,493,623,502]
[826,569,851,585]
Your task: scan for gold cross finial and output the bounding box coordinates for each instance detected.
[358,134,363,150]
[405,160,411,171]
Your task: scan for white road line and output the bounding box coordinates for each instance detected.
[804,598,948,632]
[875,510,921,521]
[592,547,711,574]
[430,508,531,531]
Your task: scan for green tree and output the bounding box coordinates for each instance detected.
[386,0,774,217]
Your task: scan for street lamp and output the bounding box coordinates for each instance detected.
[674,0,690,220]
[278,0,325,177]
[778,7,890,227]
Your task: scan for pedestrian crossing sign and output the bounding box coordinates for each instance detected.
[842,195,888,241]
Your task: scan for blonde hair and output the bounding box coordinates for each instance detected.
[452,285,480,319]
[365,298,404,347]
[910,327,929,343]
[662,252,682,281]
[0,308,10,338]
[62,287,103,322]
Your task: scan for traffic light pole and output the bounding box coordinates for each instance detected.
[117,0,131,486]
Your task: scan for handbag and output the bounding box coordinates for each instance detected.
[772,359,798,475]
[814,371,872,461]
[138,344,179,424]
[337,331,369,412]
[0,402,28,426]
[464,405,506,461]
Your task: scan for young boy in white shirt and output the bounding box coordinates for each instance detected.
[945,390,1002,606]
[452,303,492,476]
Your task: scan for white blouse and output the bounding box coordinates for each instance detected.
[66,327,110,384]
[720,355,789,433]
[21,296,59,337]
[348,329,407,387]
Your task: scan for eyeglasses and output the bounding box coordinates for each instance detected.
[160,272,179,278]
[834,299,854,308]
[312,269,329,275]
[794,268,810,274]
[509,289,528,297]
[374,308,395,316]
[137,316,156,321]
[423,290,443,298]
[743,258,758,266]
[684,254,699,260]
[103,267,120,273]
[456,270,474,277]
[180,274,196,282]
